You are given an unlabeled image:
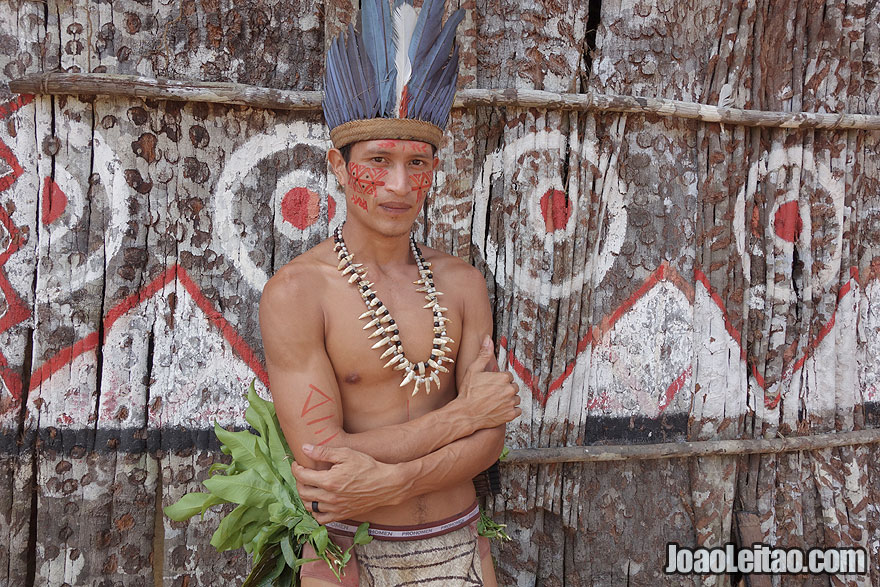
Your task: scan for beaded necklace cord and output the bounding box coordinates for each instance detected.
[333,224,454,396]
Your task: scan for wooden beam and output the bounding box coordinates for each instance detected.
[503,429,880,464]
[10,72,880,130]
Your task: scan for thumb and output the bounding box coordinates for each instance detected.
[466,335,495,374]
[302,443,349,464]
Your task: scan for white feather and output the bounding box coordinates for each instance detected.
[392,3,418,117]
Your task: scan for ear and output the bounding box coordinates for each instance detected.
[328,148,348,187]
[432,155,440,171]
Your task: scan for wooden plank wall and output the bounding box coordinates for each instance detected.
[0,0,878,585]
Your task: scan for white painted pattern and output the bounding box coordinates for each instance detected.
[214,121,333,292]
[733,143,844,288]
[147,278,268,429]
[472,122,627,300]
[585,281,693,419]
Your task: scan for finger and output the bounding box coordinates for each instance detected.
[293,465,338,489]
[302,443,352,464]
[297,485,337,505]
[466,335,495,375]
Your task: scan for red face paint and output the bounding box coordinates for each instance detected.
[352,194,369,211]
[409,171,433,204]
[348,162,388,198]
[377,140,399,149]
[406,141,431,154]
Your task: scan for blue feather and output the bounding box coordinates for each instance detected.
[407,8,463,124]
[361,0,397,116]
[344,25,372,119]
[408,0,445,65]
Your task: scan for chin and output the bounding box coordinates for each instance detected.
[375,218,417,238]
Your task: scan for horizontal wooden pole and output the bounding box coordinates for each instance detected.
[503,428,880,464]
[9,72,880,131]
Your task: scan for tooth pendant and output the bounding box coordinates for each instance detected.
[334,224,455,396]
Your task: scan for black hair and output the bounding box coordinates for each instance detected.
[339,144,352,164]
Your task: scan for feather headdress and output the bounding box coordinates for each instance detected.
[323,0,464,149]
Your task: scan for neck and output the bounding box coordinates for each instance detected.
[339,219,415,268]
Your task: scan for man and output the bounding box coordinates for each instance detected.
[259,0,521,585]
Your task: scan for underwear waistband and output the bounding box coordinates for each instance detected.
[325,501,480,542]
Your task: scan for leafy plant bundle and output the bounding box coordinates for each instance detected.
[164,381,370,586]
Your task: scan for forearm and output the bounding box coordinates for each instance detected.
[391,424,505,501]
[327,398,481,464]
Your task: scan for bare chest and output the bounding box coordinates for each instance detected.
[322,272,462,429]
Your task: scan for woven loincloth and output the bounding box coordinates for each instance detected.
[300,502,488,586]
[354,523,484,586]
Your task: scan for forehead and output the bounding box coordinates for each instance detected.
[351,139,434,157]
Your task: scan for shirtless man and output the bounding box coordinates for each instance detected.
[259,137,521,585]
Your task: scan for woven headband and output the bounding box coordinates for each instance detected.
[329,119,444,149]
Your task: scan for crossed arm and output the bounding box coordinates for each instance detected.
[259,262,519,521]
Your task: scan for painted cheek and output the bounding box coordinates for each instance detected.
[348,162,388,198]
[352,194,369,211]
[409,172,433,204]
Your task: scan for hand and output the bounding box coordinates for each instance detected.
[456,336,521,431]
[293,444,407,524]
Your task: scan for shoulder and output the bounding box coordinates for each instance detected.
[260,238,335,326]
[420,246,488,297]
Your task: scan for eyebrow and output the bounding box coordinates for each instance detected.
[362,148,431,159]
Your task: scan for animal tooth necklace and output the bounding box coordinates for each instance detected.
[333,224,454,396]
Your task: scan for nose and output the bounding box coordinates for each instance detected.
[383,164,409,196]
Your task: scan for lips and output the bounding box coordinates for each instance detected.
[379,202,412,211]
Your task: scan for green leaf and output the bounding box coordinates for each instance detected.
[203,469,276,509]
[293,514,320,538]
[279,532,297,568]
[208,461,232,475]
[242,543,283,587]
[244,380,272,440]
[477,508,511,542]
[249,384,298,490]
[210,504,270,551]
[164,492,227,522]
[311,526,329,556]
[499,445,510,461]
[276,562,295,587]
[251,523,287,559]
[214,422,279,486]
[352,522,372,546]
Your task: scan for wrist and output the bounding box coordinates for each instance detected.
[442,397,478,438]
[390,459,420,504]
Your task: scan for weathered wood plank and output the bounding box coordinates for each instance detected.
[161,449,248,585]
[588,4,734,584]
[0,2,46,584]
[16,73,880,130]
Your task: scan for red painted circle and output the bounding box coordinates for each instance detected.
[539,189,572,232]
[41,177,68,225]
[773,201,802,243]
[281,188,334,230]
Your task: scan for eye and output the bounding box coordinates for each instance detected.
[371,157,386,164]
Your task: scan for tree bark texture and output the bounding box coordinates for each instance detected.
[0,0,878,585]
